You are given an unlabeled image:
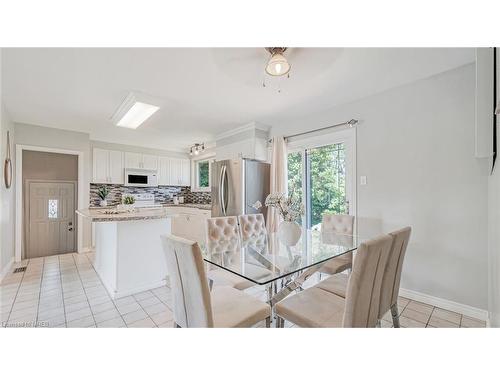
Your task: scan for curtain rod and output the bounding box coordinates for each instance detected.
[268,119,358,143]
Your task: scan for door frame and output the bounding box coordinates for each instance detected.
[15,145,84,262]
[24,179,78,259]
[286,127,357,234]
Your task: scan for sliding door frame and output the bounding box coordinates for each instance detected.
[286,127,357,234]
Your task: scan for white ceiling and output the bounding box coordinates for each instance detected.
[1,48,475,152]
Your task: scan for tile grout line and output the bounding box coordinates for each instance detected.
[83,252,127,327]
[57,256,70,328]
[5,259,30,326]
[131,293,160,327]
[70,253,97,327]
[34,258,46,326]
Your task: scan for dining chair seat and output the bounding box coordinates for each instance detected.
[319,253,352,275]
[275,287,346,328]
[211,286,270,328]
[316,272,348,298]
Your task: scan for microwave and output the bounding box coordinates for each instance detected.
[124,168,158,187]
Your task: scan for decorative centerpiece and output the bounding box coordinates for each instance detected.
[265,190,304,246]
[97,185,110,207]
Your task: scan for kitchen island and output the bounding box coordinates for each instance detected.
[76,208,174,299]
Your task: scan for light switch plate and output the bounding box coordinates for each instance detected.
[360,176,367,185]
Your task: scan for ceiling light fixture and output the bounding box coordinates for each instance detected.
[265,48,291,77]
[190,143,205,156]
[111,92,160,129]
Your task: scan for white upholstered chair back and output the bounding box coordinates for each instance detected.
[161,235,214,328]
[205,216,241,260]
[238,214,267,240]
[321,214,354,234]
[378,227,411,318]
[342,234,393,327]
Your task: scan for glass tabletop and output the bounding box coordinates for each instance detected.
[201,230,361,285]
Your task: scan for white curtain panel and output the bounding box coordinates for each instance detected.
[266,136,288,233]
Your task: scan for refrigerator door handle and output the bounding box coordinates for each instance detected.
[220,165,227,216]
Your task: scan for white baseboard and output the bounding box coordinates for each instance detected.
[0,257,15,282]
[400,288,488,321]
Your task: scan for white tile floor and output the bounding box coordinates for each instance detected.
[0,253,487,328]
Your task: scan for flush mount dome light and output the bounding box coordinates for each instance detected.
[265,47,291,76]
[111,92,160,129]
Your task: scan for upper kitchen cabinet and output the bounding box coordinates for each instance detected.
[158,156,171,185]
[124,152,158,170]
[92,148,124,184]
[168,158,191,186]
[142,154,159,170]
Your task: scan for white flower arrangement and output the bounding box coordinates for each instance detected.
[265,189,305,222]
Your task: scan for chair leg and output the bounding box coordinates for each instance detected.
[376,319,381,328]
[173,322,181,328]
[265,317,271,328]
[276,316,284,328]
[391,304,400,328]
[209,278,214,291]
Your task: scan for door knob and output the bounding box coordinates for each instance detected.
[68,228,73,231]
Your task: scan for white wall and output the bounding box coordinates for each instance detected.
[488,49,500,326]
[0,48,16,278]
[271,63,489,310]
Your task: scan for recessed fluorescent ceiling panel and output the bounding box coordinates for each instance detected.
[112,92,160,129]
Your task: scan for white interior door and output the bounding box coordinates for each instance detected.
[27,181,76,258]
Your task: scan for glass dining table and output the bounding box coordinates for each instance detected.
[201,229,361,307]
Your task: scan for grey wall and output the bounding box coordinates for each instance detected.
[488,49,500,326]
[271,64,489,310]
[23,150,78,182]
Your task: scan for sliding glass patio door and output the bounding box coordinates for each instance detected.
[287,128,355,231]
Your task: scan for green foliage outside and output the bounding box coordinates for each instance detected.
[199,161,210,187]
[287,143,346,228]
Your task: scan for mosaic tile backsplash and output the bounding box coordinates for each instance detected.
[90,184,211,207]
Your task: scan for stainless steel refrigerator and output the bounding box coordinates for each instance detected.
[211,159,270,219]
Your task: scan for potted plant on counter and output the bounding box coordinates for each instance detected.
[117,195,136,212]
[265,189,304,246]
[97,186,110,207]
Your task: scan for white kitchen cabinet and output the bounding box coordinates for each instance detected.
[92,148,124,184]
[93,148,109,183]
[124,152,143,169]
[142,154,158,170]
[124,152,158,170]
[158,156,171,185]
[108,150,124,184]
[181,159,191,186]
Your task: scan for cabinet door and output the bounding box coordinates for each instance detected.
[92,148,109,183]
[181,159,191,186]
[124,152,142,169]
[169,158,181,186]
[108,150,124,184]
[142,154,158,170]
[158,157,170,185]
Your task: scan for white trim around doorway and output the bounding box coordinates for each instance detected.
[15,145,85,262]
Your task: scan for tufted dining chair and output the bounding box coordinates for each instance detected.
[161,235,271,327]
[238,214,268,248]
[275,233,393,328]
[319,214,355,276]
[204,216,254,290]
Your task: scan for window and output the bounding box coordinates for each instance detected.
[48,199,58,219]
[287,132,353,231]
[192,158,213,192]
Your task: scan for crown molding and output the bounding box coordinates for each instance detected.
[215,121,271,141]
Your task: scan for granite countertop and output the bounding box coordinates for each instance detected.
[88,203,212,211]
[76,208,176,222]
